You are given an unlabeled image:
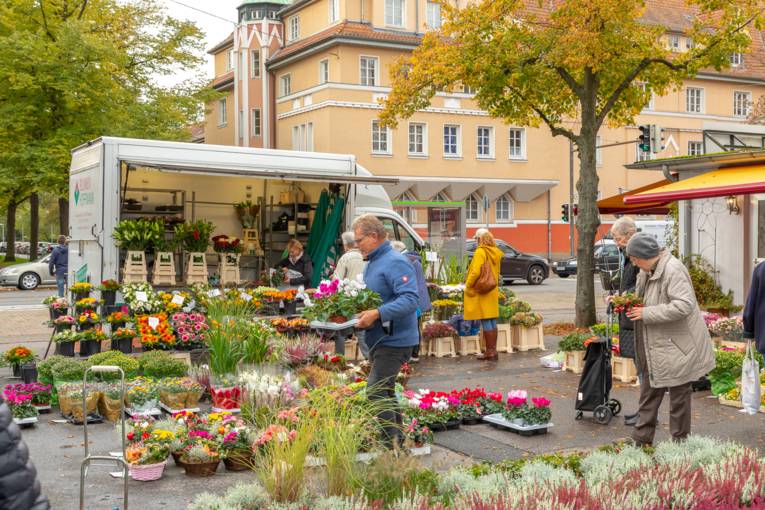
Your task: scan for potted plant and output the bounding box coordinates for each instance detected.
[125,442,170,482]
[302,278,382,324]
[522,397,552,426]
[157,377,203,412]
[210,375,242,411]
[709,316,744,347]
[7,383,53,412]
[139,351,189,379]
[180,443,221,477]
[126,382,160,414]
[99,279,120,307]
[220,421,255,471]
[75,297,101,314]
[510,311,545,351]
[558,331,592,374]
[152,237,179,286]
[113,218,164,283]
[170,312,209,350]
[53,330,79,357]
[106,310,130,328]
[403,417,433,448]
[136,313,177,351]
[431,299,461,321]
[43,296,69,320]
[502,390,529,425]
[212,235,243,287]
[78,328,106,357]
[175,220,215,285]
[70,282,93,302]
[110,327,137,354]
[422,322,458,356]
[121,282,161,315]
[4,346,34,377]
[52,314,75,333]
[77,311,100,331]
[1,386,38,425]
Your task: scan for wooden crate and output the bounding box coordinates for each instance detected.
[185,252,208,284]
[496,324,514,353]
[344,339,360,360]
[152,252,176,286]
[458,335,481,356]
[123,251,148,283]
[562,350,586,374]
[431,336,456,358]
[511,324,545,352]
[612,356,638,383]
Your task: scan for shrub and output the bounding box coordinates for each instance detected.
[558,331,592,352]
[52,358,90,381]
[38,355,69,383]
[139,351,188,378]
[87,351,140,379]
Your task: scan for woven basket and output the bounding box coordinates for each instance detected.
[182,459,220,477]
[129,460,166,481]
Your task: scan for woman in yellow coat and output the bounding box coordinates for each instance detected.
[464,229,503,361]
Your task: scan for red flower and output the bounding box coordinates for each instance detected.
[193,230,200,240]
[141,432,150,440]
[224,389,231,399]
[127,432,134,441]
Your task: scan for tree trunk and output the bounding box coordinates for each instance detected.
[58,197,69,235]
[5,201,17,263]
[29,192,39,260]
[574,77,600,327]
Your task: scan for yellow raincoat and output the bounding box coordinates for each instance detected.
[464,245,503,320]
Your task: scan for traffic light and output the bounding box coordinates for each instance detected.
[572,204,579,217]
[561,204,570,223]
[650,124,664,154]
[638,125,651,153]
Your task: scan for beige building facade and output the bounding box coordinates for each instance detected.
[205,0,765,260]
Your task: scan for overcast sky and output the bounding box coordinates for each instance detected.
[159,0,242,86]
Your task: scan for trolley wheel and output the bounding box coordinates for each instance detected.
[608,399,622,417]
[575,411,583,421]
[593,405,613,425]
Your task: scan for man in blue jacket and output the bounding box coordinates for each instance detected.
[354,215,419,446]
[48,235,68,297]
[744,261,765,355]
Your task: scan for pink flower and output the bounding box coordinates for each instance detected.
[288,430,297,441]
[507,397,527,407]
[194,324,202,331]
[507,389,527,401]
[532,397,551,408]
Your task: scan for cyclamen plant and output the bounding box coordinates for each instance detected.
[709,316,744,342]
[302,277,382,322]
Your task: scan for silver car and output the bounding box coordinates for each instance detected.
[0,255,56,290]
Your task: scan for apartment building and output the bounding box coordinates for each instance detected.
[205,0,765,259]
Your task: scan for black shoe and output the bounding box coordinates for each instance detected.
[624,412,639,426]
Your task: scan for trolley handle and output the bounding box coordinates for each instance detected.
[89,366,123,373]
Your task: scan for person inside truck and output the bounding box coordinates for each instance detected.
[276,239,313,287]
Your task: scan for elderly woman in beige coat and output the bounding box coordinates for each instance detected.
[624,233,715,446]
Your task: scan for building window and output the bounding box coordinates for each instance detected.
[443,125,461,157]
[426,1,441,29]
[509,128,525,159]
[462,84,474,94]
[685,37,694,50]
[477,126,494,158]
[397,191,416,223]
[686,87,703,113]
[269,11,278,19]
[319,59,329,84]
[254,9,263,19]
[371,120,390,154]
[496,194,513,222]
[636,144,652,162]
[252,109,261,137]
[465,194,481,223]
[668,34,680,51]
[688,141,703,156]
[251,50,260,78]
[218,98,227,126]
[638,82,655,110]
[292,122,314,151]
[731,52,743,66]
[435,191,450,202]
[329,0,339,22]
[226,50,234,71]
[385,0,404,26]
[288,16,300,41]
[360,56,378,86]
[408,123,427,155]
[238,110,244,140]
[280,74,291,97]
[596,135,603,166]
[734,91,751,117]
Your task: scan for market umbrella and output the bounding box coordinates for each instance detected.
[306,190,329,260]
[310,193,346,287]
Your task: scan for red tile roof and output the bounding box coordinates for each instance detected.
[212,71,235,90]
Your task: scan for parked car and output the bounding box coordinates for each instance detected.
[0,254,55,290]
[466,239,550,285]
[553,239,621,278]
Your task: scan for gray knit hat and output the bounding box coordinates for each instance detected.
[625,232,660,259]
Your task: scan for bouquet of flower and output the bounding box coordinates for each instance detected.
[136,313,176,350]
[2,387,38,420]
[70,282,93,295]
[509,312,543,328]
[43,296,69,310]
[99,279,120,292]
[611,292,643,314]
[302,277,382,323]
[4,346,33,366]
[75,297,101,312]
[240,369,302,410]
[77,311,100,325]
[106,311,130,325]
[422,322,457,340]
[122,283,162,315]
[709,316,744,342]
[53,315,75,327]
[171,312,209,349]
[212,234,243,254]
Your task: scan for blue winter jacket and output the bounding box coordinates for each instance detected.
[405,252,432,314]
[744,262,765,355]
[362,241,420,349]
[48,245,68,277]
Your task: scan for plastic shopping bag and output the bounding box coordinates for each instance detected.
[741,340,761,415]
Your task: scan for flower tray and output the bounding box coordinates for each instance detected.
[13,416,38,426]
[410,445,432,456]
[483,413,553,436]
[66,413,103,426]
[33,405,51,413]
[125,407,162,417]
[159,403,200,415]
[129,461,166,482]
[462,417,482,426]
[428,419,461,432]
[211,407,241,414]
[310,318,359,330]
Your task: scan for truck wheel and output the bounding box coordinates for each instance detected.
[526,265,545,285]
[18,272,40,290]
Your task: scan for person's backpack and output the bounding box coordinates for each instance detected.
[473,248,497,294]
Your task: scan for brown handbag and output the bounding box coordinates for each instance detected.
[473,249,497,294]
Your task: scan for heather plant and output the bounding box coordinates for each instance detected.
[580,444,651,486]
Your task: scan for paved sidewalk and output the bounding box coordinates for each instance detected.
[0,307,52,356]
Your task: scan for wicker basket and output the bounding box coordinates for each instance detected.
[129,460,166,481]
[223,452,252,472]
[182,459,220,477]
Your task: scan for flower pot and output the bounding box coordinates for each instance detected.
[427,422,447,432]
[462,417,482,426]
[78,339,101,357]
[54,324,72,333]
[11,363,20,378]
[51,308,67,321]
[512,418,525,426]
[57,342,75,357]
[329,315,350,324]
[171,451,183,466]
[282,301,297,316]
[445,419,461,430]
[223,452,252,472]
[129,461,166,481]
[79,322,95,332]
[72,291,89,302]
[20,363,37,383]
[182,459,220,477]
[102,290,117,307]
[111,337,133,354]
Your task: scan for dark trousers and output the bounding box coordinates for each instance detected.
[367,344,414,446]
[632,335,692,445]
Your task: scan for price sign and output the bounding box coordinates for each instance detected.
[207,289,222,298]
[148,316,160,330]
[425,251,438,262]
[171,295,185,306]
[135,291,148,303]
[240,292,253,302]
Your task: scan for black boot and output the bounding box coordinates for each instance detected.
[624,412,639,426]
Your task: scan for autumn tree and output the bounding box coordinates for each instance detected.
[380,0,761,326]
[0,0,217,260]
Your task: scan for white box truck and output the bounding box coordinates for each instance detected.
[68,137,424,284]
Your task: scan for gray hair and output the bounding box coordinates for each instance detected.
[611,217,637,237]
[340,231,356,249]
[390,240,406,252]
[352,214,387,239]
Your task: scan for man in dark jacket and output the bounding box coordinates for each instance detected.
[49,235,68,297]
[391,241,432,362]
[275,239,313,287]
[744,261,765,355]
[609,218,640,425]
[0,395,50,509]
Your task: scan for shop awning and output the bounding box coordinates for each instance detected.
[624,166,765,205]
[597,180,672,215]
[382,176,558,203]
